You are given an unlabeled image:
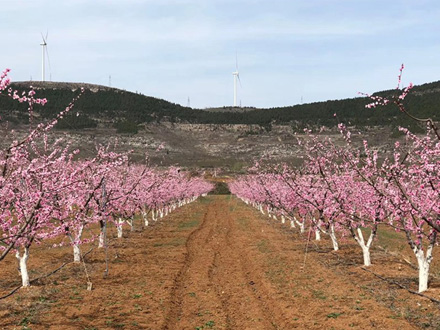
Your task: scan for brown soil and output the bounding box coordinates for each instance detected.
[0,195,439,329]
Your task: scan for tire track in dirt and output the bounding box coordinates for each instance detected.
[163,210,206,328]
[162,196,290,330]
[208,209,288,329]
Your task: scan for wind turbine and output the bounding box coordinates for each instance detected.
[40,31,51,82]
[232,53,241,107]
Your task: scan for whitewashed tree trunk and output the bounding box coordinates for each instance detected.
[288,216,295,227]
[128,217,134,232]
[142,211,149,227]
[259,204,265,215]
[351,227,375,267]
[314,218,321,241]
[98,231,105,248]
[281,215,285,224]
[414,243,434,293]
[68,225,84,263]
[294,216,305,233]
[361,245,371,266]
[315,229,321,241]
[73,244,81,262]
[329,224,339,251]
[300,221,305,233]
[73,229,83,262]
[16,248,30,287]
[117,218,124,238]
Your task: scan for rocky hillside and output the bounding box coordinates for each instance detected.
[0,120,395,172]
[0,79,438,170]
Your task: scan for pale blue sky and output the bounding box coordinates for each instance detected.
[2,0,440,108]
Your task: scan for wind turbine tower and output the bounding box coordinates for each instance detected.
[40,32,49,82]
[232,54,241,107]
[232,71,238,107]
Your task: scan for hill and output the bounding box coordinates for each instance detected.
[0,80,439,133]
[0,81,196,130]
[1,80,439,169]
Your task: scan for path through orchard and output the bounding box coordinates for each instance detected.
[0,195,423,329]
[160,196,415,330]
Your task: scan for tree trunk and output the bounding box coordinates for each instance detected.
[98,231,105,248]
[294,217,305,233]
[414,242,434,293]
[329,224,339,251]
[128,217,134,232]
[289,217,295,228]
[361,245,371,267]
[73,244,81,263]
[417,251,430,293]
[314,218,321,241]
[142,211,149,227]
[98,220,106,248]
[117,218,124,238]
[315,229,321,241]
[16,248,30,287]
[68,225,83,263]
[351,227,375,267]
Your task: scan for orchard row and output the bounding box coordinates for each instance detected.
[229,71,440,294]
[229,125,439,294]
[0,69,213,288]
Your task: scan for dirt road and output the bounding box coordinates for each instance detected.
[160,196,416,330]
[0,195,431,329]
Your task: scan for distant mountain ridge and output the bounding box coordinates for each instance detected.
[1,79,439,133]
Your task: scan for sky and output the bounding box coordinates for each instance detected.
[2,0,440,109]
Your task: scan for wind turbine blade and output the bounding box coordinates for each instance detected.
[45,45,52,80]
[45,30,48,41]
[237,73,242,87]
[235,52,238,71]
[40,32,47,45]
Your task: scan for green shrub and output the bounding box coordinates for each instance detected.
[209,181,230,195]
[114,120,139,134]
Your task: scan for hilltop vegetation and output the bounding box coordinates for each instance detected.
[1,80,439,133]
